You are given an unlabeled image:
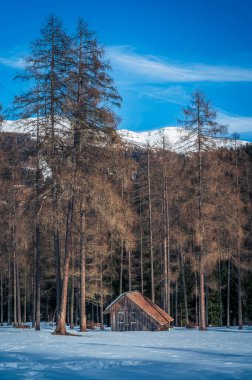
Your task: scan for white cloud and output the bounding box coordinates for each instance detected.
[217,111,252,134]
[0,56,25,69]
[106,46,252,83]
[137,85,190,105]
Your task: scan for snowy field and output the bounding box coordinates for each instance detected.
[0,325,252,380]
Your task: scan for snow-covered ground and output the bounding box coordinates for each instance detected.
[0,325,251,379]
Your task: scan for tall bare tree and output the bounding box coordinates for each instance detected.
[54,19,122,335]
[14,15,72,328]
[179,91,227,330]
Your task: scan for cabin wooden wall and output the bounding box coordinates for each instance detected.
[110,297,162,331]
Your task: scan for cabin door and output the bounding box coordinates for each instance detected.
[117,311,125,331]
[124,310,129,331]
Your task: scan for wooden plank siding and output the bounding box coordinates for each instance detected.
[105,291,173,332]
[111,297,158,331]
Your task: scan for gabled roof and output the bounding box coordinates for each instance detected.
[104,291,174,325]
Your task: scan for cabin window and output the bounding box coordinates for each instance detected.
[129,312,136,321]
[118,311,125,322]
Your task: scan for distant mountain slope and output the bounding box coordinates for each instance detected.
[1,120,250,152]
[119,127,185,148]
[119,126,249,152]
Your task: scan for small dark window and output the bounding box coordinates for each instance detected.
[118,312,125,322]
[129,312,136,321]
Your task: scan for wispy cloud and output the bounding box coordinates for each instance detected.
[134,86,252,134]
[217,111,252,134]
[137,85,190,105]
[0,56,25,69]
[107,46,252,83]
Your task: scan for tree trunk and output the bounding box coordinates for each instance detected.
[46,294,49,323]
[1,271,3,325]
[237,250,243,330]
[140,223,144,295]
[195,272,199,326]
[75,292,79,327]
[147,154,155,303]
[54,256,71,334]
[205,285,209,327]
[128,250,132,291]
[50,27,62,325]
[13,233,17,327]
[119,240,124,294]
[54,197,74,335]
[7,250,11,325]
[34,117,41,331]
[23,271,27,323]
[53,186,61,323]
[181,252,189,326]
[16,258,22,326]
[175,281,178,326]
[226,254,231,328]
[35,224,41,330]
[67,290,70,325]
[70,269,74,329]
[199,257,206,330]
[197,104,206,331]
[218,255,223,326]
[100,299,104,330]
[96,303,99,323]
[139,192,144,294]
[163,235,168,312]
[120,181,124,295]
[165,193,171,315]
[32,271,35,328]
[80,207,87,332]
[234,140,242,330]
[110,241,113,299]
[91,301,94,323]
[100,266,104,330]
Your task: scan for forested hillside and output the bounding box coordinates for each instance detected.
[0,16,251,334]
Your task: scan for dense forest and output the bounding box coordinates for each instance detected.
[0,16,251,334]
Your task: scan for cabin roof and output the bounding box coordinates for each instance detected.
[104,291,174,325]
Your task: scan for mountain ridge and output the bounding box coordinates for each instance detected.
[1,120,250,152]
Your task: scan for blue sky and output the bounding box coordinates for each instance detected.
[1,0,252,140]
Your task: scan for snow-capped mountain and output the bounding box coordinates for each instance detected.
[1,120,250,152]
[119,127,185,149]
[118,127,249,152]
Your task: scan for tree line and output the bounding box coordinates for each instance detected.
[0,16,251,333]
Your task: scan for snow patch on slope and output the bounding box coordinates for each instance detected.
[1,120,250,152]
[119,126,249,152]
[1,119,34,135]
[119,127,187,150]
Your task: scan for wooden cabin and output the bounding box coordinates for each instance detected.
[104,291,173,331]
